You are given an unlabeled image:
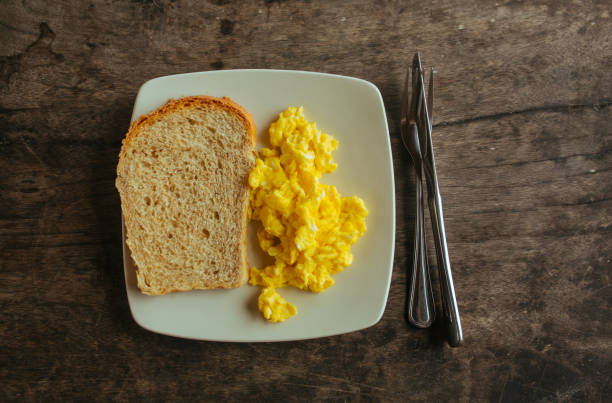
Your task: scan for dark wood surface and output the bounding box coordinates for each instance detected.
[2,0,610,401]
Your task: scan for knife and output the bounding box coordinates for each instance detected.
[414,55,464,347]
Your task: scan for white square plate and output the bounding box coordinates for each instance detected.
[122,70,395,341]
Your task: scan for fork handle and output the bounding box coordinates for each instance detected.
[407,168,435,328]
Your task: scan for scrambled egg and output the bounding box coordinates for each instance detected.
[248,106,368,322]
[258,287,297,322]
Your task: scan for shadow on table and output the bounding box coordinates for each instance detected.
[89,98,142,336]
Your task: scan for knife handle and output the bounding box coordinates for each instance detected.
[427,185,463,346]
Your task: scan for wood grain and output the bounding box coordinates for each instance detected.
[1,0,610,401]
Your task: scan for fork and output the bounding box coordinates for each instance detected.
[401,61,435,328]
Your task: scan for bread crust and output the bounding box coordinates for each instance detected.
[118,95,256,172]
[117,95,256,295]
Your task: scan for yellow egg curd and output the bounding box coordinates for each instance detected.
[248,106,368,322]
[257,287,297,322]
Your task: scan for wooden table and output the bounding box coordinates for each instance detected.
[2,1,610,400]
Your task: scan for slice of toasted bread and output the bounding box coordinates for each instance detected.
[116,96,256,295]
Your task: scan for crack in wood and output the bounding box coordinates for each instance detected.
[435,99,612,128]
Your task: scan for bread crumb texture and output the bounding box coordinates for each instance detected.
[116,96,256,295]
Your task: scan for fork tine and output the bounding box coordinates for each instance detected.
[412,52,422,77]
[427,67,434,130]
[416,76,424,119]
[401,66,411,124]
[409,54,422,122]
[412,53,421,102]
[408,67,419,123]
[412,54,429,153]
[417,69,428,154]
